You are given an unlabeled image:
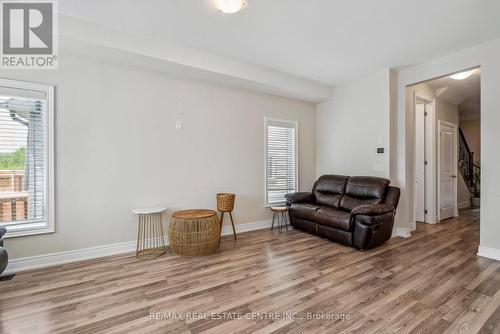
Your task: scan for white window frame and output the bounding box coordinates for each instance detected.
[0,78,54,238]
[264,117,298,207]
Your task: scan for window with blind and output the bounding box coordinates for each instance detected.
[265,118,297,207]
[0,79,54,237]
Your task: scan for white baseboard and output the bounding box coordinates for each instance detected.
[458,201,471,209]
[221,219,272,235]
[5,240,137,274]
[477,245,500,262]
[5,219,272,274]
[392,227,411,238]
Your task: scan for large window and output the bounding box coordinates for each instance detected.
[265,118,297,207]
[0,79,54,237]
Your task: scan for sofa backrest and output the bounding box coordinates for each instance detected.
[339,176,390,211]
[312,175,349,208]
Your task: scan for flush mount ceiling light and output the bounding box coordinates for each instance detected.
[215,0,247,14]
[450,70,475,80]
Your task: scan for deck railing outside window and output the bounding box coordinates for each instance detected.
[0,170,28,222]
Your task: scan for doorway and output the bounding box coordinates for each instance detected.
[408,68,481,228]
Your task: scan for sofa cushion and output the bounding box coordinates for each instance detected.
[315,207,352,231]
[312,175,349,208]
[290,203,321,221]
[340,177,390,211]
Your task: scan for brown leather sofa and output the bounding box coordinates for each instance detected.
[285,175,400,250]
[0,226,7,275]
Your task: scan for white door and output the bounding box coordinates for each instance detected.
[439,122,457,221]
[415,100,426,222]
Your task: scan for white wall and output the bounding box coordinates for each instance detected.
[316,69,392,177]
[436,98,459,126]
[2,49,317,259]
[396,38,500,255]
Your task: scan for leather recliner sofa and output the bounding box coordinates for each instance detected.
[0,226,7,275]
[285,175,400,250]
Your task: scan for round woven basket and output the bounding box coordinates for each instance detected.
[216,193,235,212]
[169,209,220,256]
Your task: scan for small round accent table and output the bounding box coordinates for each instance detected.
[271,207,290,233]
[132,207,167,259]
[169,209,220,256]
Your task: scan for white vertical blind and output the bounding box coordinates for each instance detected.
[0,91,47,226]
[266,119,297,206]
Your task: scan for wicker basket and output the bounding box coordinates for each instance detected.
[216,193,235,212]
[169,209,220,256]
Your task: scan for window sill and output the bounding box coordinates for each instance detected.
[1,222,54,238]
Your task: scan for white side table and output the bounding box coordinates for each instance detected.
[132,207,167,258]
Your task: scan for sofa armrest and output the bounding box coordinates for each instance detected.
[285,192,314,206]
[384,186,401,210]
[352,210,395,250]
[351,204,394,217]
[0,226,6,247]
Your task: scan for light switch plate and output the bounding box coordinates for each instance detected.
[175,120,182,130]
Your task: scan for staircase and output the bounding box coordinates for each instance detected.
[458,127,480,204]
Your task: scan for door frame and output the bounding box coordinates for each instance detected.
[437,120,458,222]
[412,92,436,229]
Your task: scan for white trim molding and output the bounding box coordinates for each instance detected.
[392,227,411,238]
[5,240,137,274]
[221,219,272,235]
[477,245,500,262]
[5,219,272,274]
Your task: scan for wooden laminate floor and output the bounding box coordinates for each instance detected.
[1,209,499,334]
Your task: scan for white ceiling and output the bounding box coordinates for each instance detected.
[59,0,500,86]
[428,69,481,121]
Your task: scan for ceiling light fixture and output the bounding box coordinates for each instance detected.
[215,0,247,14]
[450,70,475,80]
